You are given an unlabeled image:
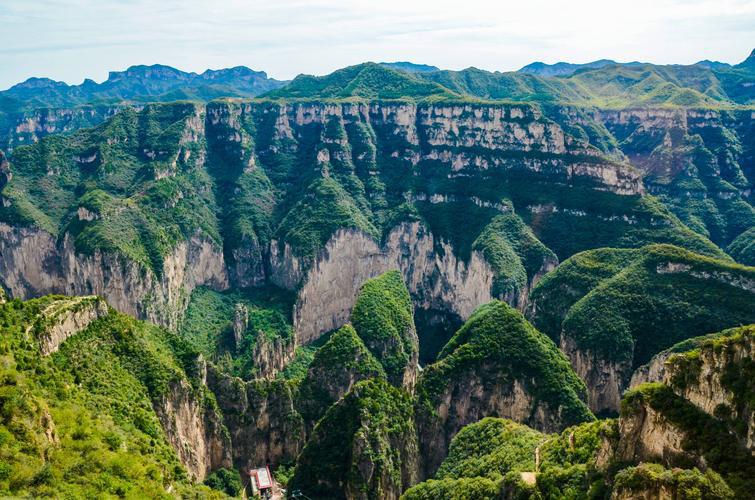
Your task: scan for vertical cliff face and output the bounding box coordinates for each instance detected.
[205,364,304,470]
[589,108,755,249]
[290,378,420,500]
[0,225,228,329]
[631,326,755,451]
[36,296,109,356]
[561,334,633,416]
[4,105,125,151]
[553,245,755,415]
[616,397,693,466]
[415,301,594,477]
[154,377,233,481]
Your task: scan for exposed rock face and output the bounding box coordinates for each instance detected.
[629,352,671,388]
[415,301,594,477]
[262,101,645,196]
[561,335,633,415]
[632,326,755,451]
[205,364,304,470]
[418,375,556,476]
[284,229,389,345]
[0,225,228,329]
[232,303,248,350]
[251,333,294,380]
[154,377,233,481]
[37,296,109,355]
[4,105,124,151]
[588,108,755,246]
[282,223,500,348]
[616,402,693,467]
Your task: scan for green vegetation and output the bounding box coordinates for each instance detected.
[473,212,556,299]
[290,378,417,500]
[528,247,640,341]
[296,325,385,427]
[561,245,755,367]
[262,63,459,101]
[417,61,755,108]
[0,296,220,498]
[659,325,755,441]
[435,417,543,481]
[728,227,755,266]
[351,271,417,386]
[0,104,220,276]
[275,177,378,258]
[613,463,733,499]
[402,477,500,499]
[418,300,594,428]
[179,285,294,380]
[203,467,243,497]
[622,383,755,497]
[408,417,617,499]
[277,345,317,382]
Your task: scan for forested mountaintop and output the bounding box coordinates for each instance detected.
[0,49,753,499]
[3,48,755,111]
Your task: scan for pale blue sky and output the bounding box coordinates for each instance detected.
[1,0,754,89]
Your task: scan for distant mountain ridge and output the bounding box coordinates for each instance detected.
[379,61,441,73]
[519,59,629,76]
[1,63,286,111]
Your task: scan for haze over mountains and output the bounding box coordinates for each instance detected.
[0,47,753,499]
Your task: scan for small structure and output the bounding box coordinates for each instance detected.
[250,466,274,498]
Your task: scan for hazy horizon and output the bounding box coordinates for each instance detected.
[2,0,754,90]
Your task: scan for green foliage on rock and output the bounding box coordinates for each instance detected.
[622,383,755,497]
[528,247,640,341]
[728,227,755,266]
[612,463,733,499]
[408,417,617,500]
[290,378,417,500]
[263,63,459,101]
[203,467,243,497]
[0,296,220,498]
[435,417,544,481]
[561,244,755,367]
[296,325,385,427]
[179,285,294,380]
[401,477,501,500]
[418,301,594,428]
[351,271,418,386]
[275,177,378,258]
[472,212,556,299]
[0,103,220,276]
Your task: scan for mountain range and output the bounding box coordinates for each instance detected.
[0,49,753,499]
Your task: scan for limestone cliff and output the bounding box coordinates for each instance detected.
[561,334,633,416]
[283,221,543,350]
[154,376,233,481]
[616,396,694,466]
[0,226,228,329]
[36,296,109,355]
[631,326,755,451]
[3,105,124,151]
[205,364,304,470]
[415,301,594,477]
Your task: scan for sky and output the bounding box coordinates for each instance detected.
[1,0,754,90]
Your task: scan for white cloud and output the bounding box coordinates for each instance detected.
[0,0,753,89]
